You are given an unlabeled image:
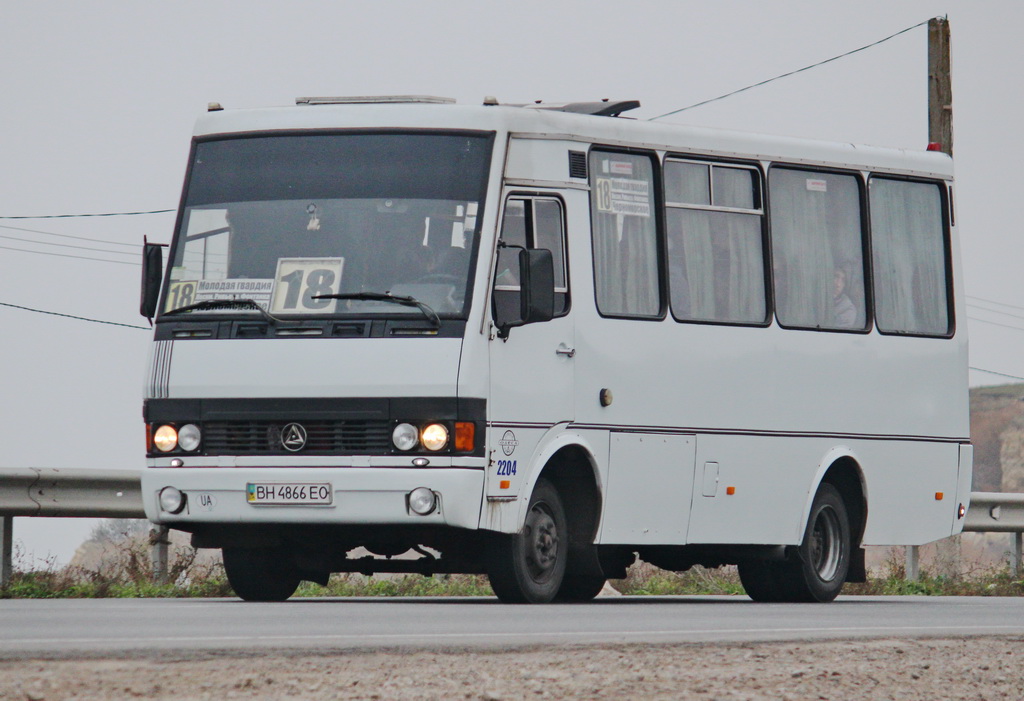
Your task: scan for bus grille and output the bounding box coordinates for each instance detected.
[201,420,392,455]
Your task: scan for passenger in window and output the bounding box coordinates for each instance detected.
[832,267,857,328]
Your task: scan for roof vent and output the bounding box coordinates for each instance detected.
[296,95,456,106]
[525,100,641,117]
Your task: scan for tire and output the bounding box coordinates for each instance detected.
[738,560,789,603]
[222,547,301,602]
[739,483,851,603]
[555,573,607,602]
[487,479,568,603]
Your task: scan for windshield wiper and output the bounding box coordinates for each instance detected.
[162,298,279,324]
[311,292,441,328]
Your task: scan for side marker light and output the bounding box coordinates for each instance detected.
[500,480,511,490]
[726,486,736,496]
[935,492,944,501]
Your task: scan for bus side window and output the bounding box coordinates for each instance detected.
[493,196,569,326]
[665,161,766,325]
[589,151,660,318]
[769,169,867,332]
[869,178,950,336]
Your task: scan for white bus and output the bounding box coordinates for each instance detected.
[140,96,971,603]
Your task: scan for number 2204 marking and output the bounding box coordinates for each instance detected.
[496,459,517,476]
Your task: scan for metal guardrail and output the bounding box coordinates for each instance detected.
[0,468,151,587]
[0,468,144,518]
[2,470,1024,588]
[963,492,1024,533]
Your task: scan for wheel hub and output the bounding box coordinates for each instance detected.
[525,503,559,580]
[810,505,842,582]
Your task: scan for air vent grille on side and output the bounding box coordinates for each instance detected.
[568,151,588,179]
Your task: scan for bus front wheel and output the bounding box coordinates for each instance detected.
[222,547,301,602]
[739,483,851,603]
[487,478,568,603]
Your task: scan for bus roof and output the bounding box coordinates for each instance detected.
[193,98,953,180]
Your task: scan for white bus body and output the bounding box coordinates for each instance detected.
[141,97,970,603]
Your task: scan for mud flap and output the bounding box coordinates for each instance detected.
[845,546,866,583]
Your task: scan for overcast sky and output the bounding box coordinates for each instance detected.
[2,1,1021,564]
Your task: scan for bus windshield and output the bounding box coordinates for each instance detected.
[162,132,493,319]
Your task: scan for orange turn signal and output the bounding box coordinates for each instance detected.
[500,480,511,489]
[726,486,736,496]
[454,422,475,452]
[935,492,944,501]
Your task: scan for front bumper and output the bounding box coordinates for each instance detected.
[141,465,485,530]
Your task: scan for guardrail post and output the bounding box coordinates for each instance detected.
[1,516,12,588]
[905,545,920,581]
[1013,533,1023,579]
[150,525,169,584]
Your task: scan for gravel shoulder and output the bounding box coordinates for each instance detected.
[2,637,1023,700]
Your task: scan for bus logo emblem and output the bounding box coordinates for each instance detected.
[281,423,308,452]
[499,430,519,456]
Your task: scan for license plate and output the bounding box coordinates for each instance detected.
[246,482,333,505]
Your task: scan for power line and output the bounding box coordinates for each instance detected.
[967,295,1024,314]
[0,232,138,257]
[966,315,1024,334]
[649,18,935,121]
[0,222,141,248]
[970,366,1024,383]
[0,243,140,266]
[0,208,174,220]
[967,302,1024,324]
[0,301,149,330]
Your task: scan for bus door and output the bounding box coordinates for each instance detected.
[487,193,574,496]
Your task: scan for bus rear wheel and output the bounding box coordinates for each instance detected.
[487,478,568,603]
[222,547,301,602]
[739,483,851,603]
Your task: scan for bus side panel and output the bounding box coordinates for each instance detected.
[598,432,695,544]
[683,436,962,547]
[685,434,817,546]
[857,440,962,546]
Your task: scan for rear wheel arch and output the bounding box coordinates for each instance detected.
[819,455,868,548]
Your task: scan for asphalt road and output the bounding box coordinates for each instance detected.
[3,595,1024,659]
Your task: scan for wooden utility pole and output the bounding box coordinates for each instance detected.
[928,17,953,156]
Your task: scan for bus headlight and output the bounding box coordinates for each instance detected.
[153,425,178,453]
[159,486,186,514]
[408,487,437,515]
[178,424,201,452]
[420,423,449,451]
[392,423,419,451]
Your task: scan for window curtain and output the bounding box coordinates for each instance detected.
[714,170,765,322]
[669,210,714,319]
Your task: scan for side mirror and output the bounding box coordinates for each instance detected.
[520,248,555,325]
[495,248,555,339]
[140,242,164,318]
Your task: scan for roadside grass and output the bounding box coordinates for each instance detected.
[6,556,1024,599]
[4,537,1023,599]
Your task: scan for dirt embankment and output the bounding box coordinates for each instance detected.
[3,637,1023,700]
